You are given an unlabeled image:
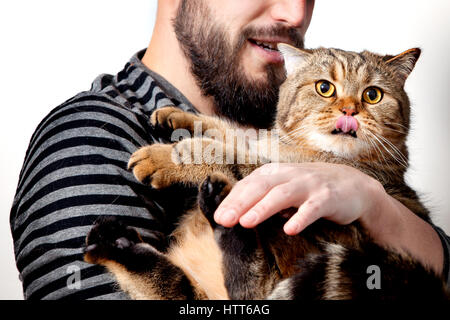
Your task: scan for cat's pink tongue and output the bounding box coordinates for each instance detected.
[336,115,358,133]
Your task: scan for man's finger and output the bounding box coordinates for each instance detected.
[283,198,330,235]
[239,182,307,228]
[214,178,275,227]
[214,166,290,227]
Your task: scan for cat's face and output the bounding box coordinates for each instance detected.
[276,45,420,164]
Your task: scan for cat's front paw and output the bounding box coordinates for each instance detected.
[128,144,177,189]
[150,106,197,136]
[198,172,233,226]
[83,216,143,265]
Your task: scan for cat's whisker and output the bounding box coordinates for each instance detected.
[363,131,390,167]
[365,131,394,164]
[363,129,393,167]
[359,133,376,160]
[373,132,408,165]
[278,127,315,150]
[279,134,298,144]
[279,134,300,144]
[279,125,309,141]
[356,135,384,182]
[371,131,408,162]
[366,131,408,168]
[279,131,299,143]
[384,128,405,135]
[279,126,311,145]
[284,132,316,151]
[380,126,406,135]
[383,122,408,130]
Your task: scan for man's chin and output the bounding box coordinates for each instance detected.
[245,72,270,86]
[242,66,284,89]
[242,57,282,83]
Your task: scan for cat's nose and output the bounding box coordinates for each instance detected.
[341,107,358,117]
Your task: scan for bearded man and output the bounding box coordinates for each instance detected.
[10,0,449,300]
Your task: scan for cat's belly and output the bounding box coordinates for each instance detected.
[166,210,229,300]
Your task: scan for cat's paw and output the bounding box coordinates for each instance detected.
[150,106,197,136]
[199,172,233,226]
[83,216,143,265]
[128,144,177,189]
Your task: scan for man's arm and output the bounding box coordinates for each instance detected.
[214,162,449,283]
[360,191,446,277]
[10,92,164,299]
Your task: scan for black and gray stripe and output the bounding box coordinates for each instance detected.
[10,50,197,300]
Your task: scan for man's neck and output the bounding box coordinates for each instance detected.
[141,6,216,116]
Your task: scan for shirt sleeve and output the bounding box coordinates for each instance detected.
[433,225,450,287]
[10,92,167,300]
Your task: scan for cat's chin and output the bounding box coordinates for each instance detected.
[307,131,364,159]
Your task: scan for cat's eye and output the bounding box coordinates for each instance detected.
[362,87,383,104]
[315,80,336,98]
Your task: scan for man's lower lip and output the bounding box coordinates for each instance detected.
[248,40,284,64]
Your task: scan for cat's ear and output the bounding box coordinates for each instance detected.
[277,43,311,76]
[385,48,421,82]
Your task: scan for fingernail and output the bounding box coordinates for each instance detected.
[240,210,257,226]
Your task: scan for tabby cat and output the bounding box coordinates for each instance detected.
[84,44,449,300]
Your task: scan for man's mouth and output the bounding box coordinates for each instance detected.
[248,39,279,52]
[247,38,285,64]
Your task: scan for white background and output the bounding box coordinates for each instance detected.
[0,0,449,300]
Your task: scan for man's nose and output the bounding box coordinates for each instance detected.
[270,0,311,28]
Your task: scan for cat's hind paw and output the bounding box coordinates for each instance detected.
[83,216,143,265]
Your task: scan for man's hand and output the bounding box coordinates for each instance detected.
[214,162,444,275]
[214,162,384,235]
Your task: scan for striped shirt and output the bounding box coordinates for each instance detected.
[10,50,450,300]
[10,50,197,300]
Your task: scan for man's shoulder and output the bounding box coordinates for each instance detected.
[29,89,152,150]
[39,90,143,129]
[16,90,153,202]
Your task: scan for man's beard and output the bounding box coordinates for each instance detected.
[173,0,304,129]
